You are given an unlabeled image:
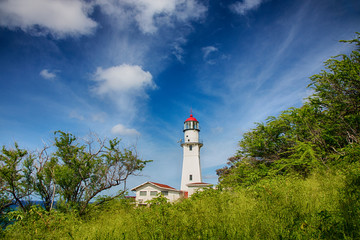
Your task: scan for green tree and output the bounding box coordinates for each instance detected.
[1,131,151,215]
[308,32,360,147]
[218,33,360,186]
[0,143,35,212]
[34,146,57,211]
[52,131,151,213]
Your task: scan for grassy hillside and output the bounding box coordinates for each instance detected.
[2,168,359,239]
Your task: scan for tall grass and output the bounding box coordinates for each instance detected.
[3,170,358,239]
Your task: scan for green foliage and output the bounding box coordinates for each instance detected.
[34,152,57,211]
[0,143,34,212]
[50,131,151,214]
[218,33,360,187]
[146,192,169,205]
[0,131,151,217]
[339,163,360,239]
[4,205,81,240]
[3,171,359,239]
[309,33,360,147]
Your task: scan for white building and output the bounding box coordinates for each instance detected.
[131,182,183,205]
[180,114,211,194]
[132,113,212,204]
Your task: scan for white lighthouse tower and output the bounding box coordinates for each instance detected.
[131,113,211,204]
[180,113,211,196]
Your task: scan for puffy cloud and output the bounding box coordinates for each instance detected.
[0,0,206,37]
[111,124,140,136]
[92,64,155,115]
[40,69,56,79]
[230,0,264,15]
[96,0,206,34]
[93,64,154,95]
[0,0,97,37]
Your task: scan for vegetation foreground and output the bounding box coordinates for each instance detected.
[2,170,360,239]
[1,34,360,239]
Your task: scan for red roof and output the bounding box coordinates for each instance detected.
[150,182,176,190]
[185,114,198,122]
[131,181,180,192]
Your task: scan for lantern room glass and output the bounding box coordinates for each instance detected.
[184,121,199,130]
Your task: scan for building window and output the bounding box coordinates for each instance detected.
[140,191,147,196]
[150,191,157,196]
[189,174,192,181]
[161,191,168,196]
[189,145,192,151]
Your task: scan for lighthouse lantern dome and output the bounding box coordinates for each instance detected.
[184,114,199,131]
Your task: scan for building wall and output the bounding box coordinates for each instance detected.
[184,129,199,143]
[181,144,202,191]
[135,184,181,204]
[181,129,202,191]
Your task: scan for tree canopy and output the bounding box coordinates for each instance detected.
[0,131,151,214]
[217,33,360,187]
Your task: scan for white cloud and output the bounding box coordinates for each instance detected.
[171,37,187,63]
[40,69,57,79]
[111,124,140,136]
[92,64,155,115]
[202,46,218,64]
[96,0,206,34]
[202,46,228,65]
[173,44,185,62]
[0,0,97,37]
[230,0,265,15]
[202,46,218,59]
[93,64,154,94]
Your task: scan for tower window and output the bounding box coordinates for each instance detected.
[189,145,192,151]
[189,174,192,181]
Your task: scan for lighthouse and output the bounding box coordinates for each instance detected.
[180,113,204,192]
[132,112,212,204]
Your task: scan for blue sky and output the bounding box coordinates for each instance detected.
[0,0,359,193]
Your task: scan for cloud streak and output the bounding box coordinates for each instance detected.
[202,46,227,65]
[96,0,207,34]
[230,0,265,15]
